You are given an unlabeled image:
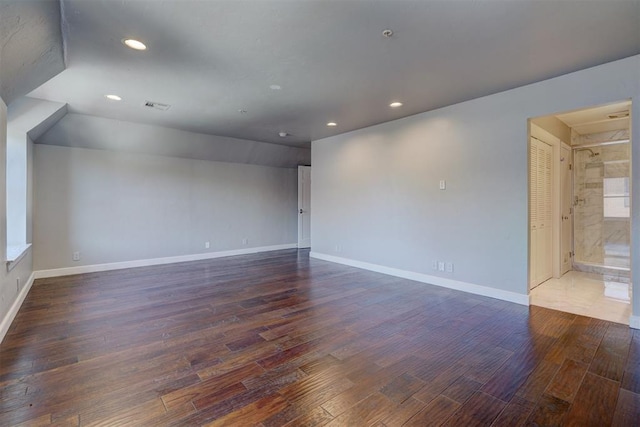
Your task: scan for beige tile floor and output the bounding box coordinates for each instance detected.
[530,270,631,325]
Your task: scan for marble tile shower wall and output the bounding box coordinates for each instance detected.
[574,147,603,265]
[573,132,630,271]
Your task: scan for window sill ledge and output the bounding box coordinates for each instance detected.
[7,243,31,272]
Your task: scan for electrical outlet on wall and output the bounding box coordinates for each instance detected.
[446,262,454,273]
[438,261,445,272]
[72,251,81,261]
[242,238,248,245]
[432,260,438,270]
[335,245,342,253]
[205,241,210,249]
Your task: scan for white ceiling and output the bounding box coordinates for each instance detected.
[25,0,640,147]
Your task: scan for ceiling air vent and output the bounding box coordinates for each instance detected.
[144,101,171,111]
[607,110,629,119]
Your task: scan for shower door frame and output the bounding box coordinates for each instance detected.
[560,143,573,276]
[572,139,631,271]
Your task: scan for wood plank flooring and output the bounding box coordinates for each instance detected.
[1,249,639,426]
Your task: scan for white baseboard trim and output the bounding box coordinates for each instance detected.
[0,272,36,344]
[310,252,529,306]
[34,244,298,279]
[630,315,640,330]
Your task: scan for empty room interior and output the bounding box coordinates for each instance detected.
[1,1,640,426]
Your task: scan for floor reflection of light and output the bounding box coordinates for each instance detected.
[530,271,632,325]
[604,281,631,302]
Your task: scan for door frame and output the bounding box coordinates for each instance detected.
[297,165,311,248]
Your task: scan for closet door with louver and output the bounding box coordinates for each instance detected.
[530,138,553,288]
[529,140,539,288]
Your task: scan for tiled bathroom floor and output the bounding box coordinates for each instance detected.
[530,270,631,325]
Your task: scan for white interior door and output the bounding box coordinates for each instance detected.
[297,166,311,248]
[530,141,539,289]
[530,137,553,289]
[560,145,573,274]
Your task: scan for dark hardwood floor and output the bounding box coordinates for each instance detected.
[1,249,639,426]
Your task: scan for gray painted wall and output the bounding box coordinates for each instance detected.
[6,128,27,245]
[37,113,311,169]
[6,98,67,246]
[0,97,35,340]
[311,55,640,316]
[33,144,298,270]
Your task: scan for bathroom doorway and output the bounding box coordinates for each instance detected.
[529,100,632,324]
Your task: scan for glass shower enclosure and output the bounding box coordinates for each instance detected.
[573,141,630,272]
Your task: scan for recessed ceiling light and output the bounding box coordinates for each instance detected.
[389,101,403,108]
[105,94,122,101]
[279,132,288,137]
[122,38,147,50]
[382,29,394,38]
[238,109,248,114]
[270,84,282,90]
[327,122,337,127]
